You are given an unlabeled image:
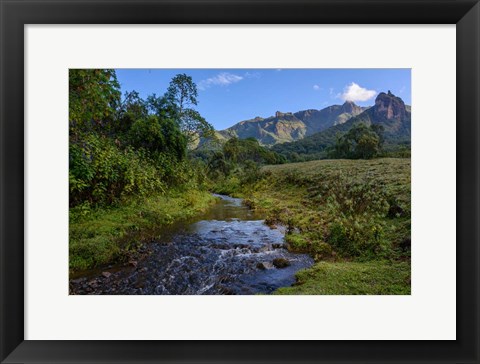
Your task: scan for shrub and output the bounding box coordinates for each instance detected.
[308,174,389,217]
[327,218,390,259]
[69,133,165,206]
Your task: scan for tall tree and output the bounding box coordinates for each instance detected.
[165,74,214,146]
[165,73,198,114]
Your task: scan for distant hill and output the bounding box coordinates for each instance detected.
[202,101,368,147]
[271,91,411,159]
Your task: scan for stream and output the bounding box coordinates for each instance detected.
[69,194,314,295]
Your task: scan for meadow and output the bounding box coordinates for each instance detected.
[227,158,411,294]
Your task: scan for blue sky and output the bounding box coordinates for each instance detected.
[115,69,411,130]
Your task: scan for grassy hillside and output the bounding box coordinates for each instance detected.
[224,158,411,294]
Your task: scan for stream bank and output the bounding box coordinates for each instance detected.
[69,194,313,295]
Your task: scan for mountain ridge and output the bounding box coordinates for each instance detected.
[271,91,411,159]
[212,101,368,146]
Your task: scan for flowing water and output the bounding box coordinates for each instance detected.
[70,194,313,295]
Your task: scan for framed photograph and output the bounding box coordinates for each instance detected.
[1,0,478,363]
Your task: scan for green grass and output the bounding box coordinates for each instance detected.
[274,260,411,295]
[240,158,411,260]
[69,189,216,273]
[218,157,411,295]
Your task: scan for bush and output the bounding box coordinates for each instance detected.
[307,173,390,217]
[327,218,390,259]
[69,133,165,206]
[211,176,242,195]
[239,160,264,185]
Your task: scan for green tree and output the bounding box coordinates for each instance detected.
[112,90,149,138]
[146,94,174,120]
[127,115,187,160]
[356,132,380,159]
[69,70,211,207]
[165,74,214,146]
[165,73,198,113]
[207,151,233,177]
[207,137,285,180]
[331,123,383,159]
[69,69,121,138]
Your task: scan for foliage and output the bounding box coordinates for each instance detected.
[327,218,389,259]
[69,133,165,206]
[112,90,149,136]
[127,115,187,159]
[204,137,285,182]
[224,137,285,164]
[69,69,121,138]
[329,123,384,159]
[165,73,198,111]
[69,69,213,208]
[164,73,214,146]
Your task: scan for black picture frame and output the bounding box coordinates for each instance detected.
[1,0,479,363]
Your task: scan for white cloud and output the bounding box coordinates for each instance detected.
[340,82,376,102]
[313,84,321,91]
[198,72,243,90]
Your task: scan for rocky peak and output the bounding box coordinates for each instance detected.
[340,100,360,114]
[275,111,293,118]
[374,91,406,121]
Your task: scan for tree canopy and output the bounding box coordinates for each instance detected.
[330,123,384,159]
[69,69,213,206]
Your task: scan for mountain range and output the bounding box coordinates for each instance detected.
[271,91,411,158]
[214,100,368,146]
[197,91,411,157]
